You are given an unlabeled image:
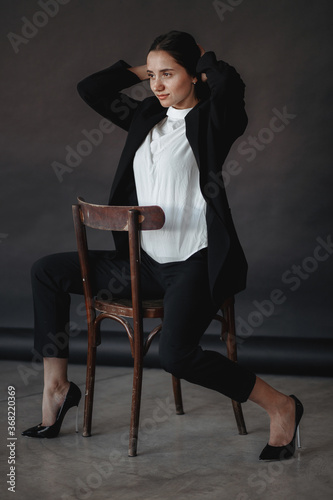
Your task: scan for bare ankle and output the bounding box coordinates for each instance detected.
[269,394,293,417]
[44,380,70,400]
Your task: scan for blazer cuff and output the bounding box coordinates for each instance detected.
[77,59,141,102]
[112,59,142,85]
[196,51,219,73]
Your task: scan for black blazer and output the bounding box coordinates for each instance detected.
[77,51,248,306]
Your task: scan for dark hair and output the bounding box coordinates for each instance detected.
[148,30,209,100]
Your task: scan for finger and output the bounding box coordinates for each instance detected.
[197,44,205,56]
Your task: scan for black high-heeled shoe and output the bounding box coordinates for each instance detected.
[259,395,304,461]
[22,382,81,439]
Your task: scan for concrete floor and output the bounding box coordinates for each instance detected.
[1,360,332,500]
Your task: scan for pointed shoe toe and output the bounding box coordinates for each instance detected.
[22,424,49,438]
[21,382,81,439]
[259,443,294,461]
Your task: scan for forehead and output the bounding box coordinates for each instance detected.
[147,50,181,71]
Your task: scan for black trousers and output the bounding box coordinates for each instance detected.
[31,248,256,403]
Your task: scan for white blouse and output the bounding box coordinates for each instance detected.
[133,105,208,263]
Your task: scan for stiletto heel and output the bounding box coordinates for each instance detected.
[22,382,81,439]
[296,425,301,448]
[259,395,304,461]
[75,405,79,433]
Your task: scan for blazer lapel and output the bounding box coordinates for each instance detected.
[185,107,200,168]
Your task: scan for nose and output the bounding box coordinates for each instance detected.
[151,77,165,92]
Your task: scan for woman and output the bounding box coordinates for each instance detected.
[22,31,303,461]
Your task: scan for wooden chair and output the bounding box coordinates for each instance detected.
[72,197,247,457]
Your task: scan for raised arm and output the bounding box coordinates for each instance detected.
[196,51,248,142]
[77,60,143,131]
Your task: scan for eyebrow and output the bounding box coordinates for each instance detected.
[147,68,175,74]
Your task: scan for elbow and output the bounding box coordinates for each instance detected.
[76,78,92,103]
[76,80,84,95]
[240,109,248,134]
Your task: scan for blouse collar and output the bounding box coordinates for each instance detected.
[166,106,193,120]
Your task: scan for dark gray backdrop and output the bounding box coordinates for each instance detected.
[1,0,332,361]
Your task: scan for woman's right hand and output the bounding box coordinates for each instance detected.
[128,65,148,81]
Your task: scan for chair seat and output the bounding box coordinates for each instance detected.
[94,297,164,319]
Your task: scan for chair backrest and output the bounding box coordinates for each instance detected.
[76,197,165,232]
[72,197,165,336]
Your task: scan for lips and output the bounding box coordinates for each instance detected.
[156,94,169,100]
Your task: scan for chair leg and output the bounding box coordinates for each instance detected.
[231,400,247,435]
[128,337,144,457]
[172,376,185,415]
[83,343,97,437]
[224,299,248,436]
[128,365,143,456]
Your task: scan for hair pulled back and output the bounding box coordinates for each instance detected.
[149,30,209,100]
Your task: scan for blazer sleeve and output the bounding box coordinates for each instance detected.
[196,51,248,144]
[77,60,142,132]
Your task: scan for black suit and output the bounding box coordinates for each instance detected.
[77,51,248,307]
[31,52,256,404]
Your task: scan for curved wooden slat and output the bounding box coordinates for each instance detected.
[78,197,165,232]
[94,298,164,319]
[95,313,135,357]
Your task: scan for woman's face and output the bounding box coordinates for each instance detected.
[147,50,198,109]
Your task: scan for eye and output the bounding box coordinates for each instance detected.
[163,72,171,77]
[147,73,155,79]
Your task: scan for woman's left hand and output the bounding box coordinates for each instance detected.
[197,44,207,82]
[198,44,205,56]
